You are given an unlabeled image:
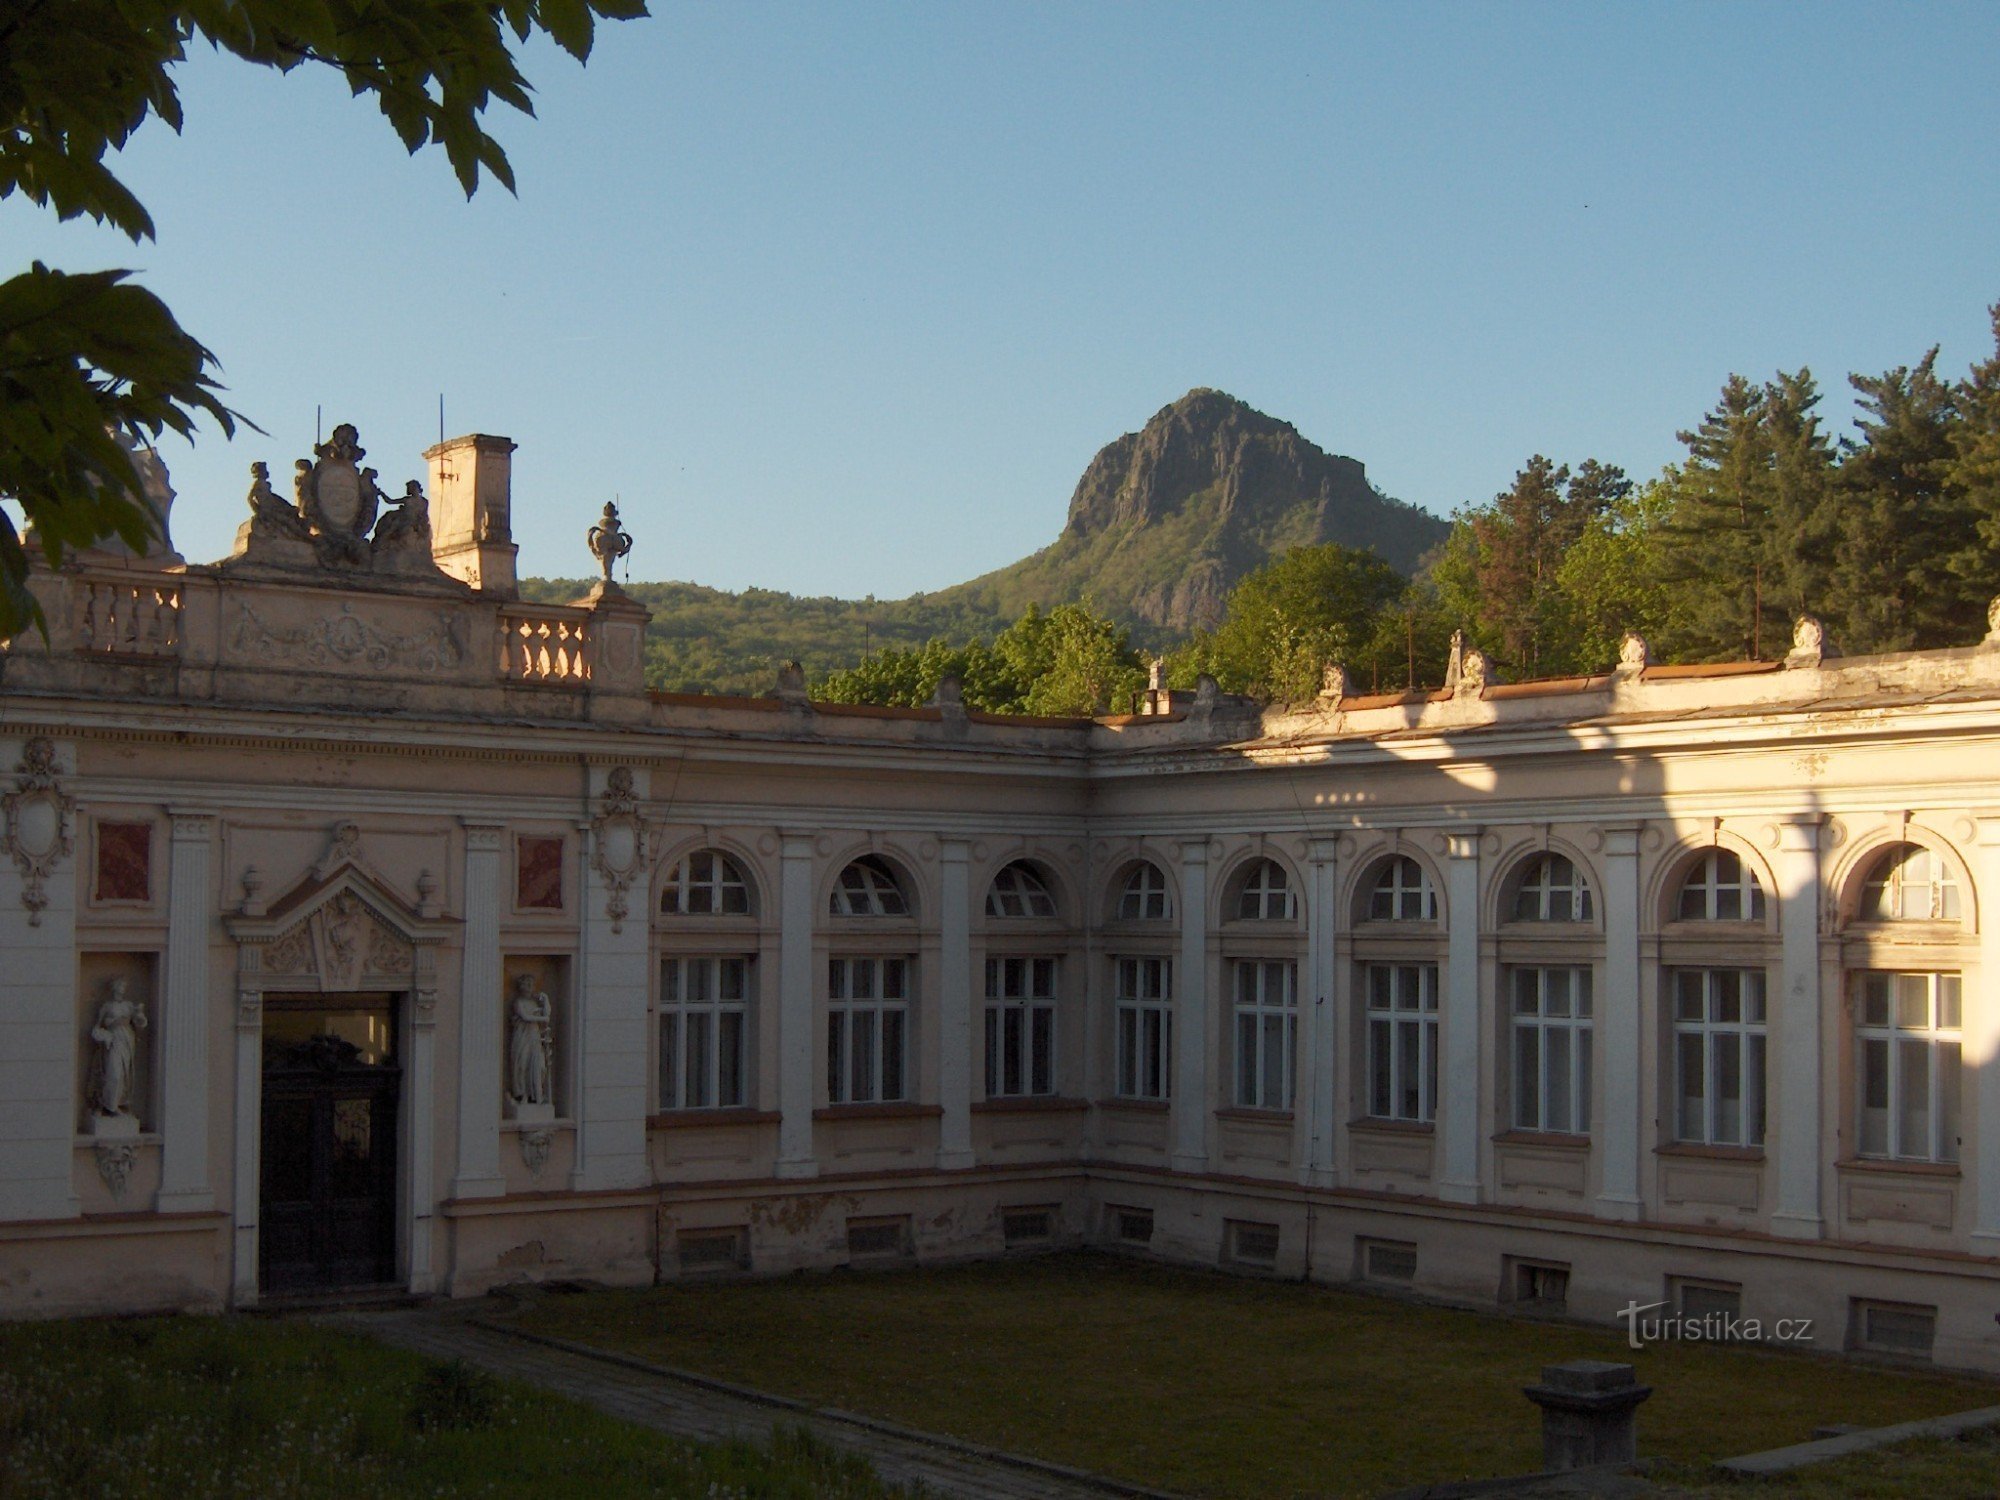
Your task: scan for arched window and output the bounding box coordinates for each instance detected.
[660,849,752,916]
[1368,856,1437,922]
[1860,843,1961,922]
[831,855,909,917]
[1675,849,1764,922]
[1511,853,1593,923]
[987,862,1058,919]
[1115,862,1171,921]
[1234,858,1296,921]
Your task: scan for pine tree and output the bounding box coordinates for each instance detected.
[1661,376,1781,659]
[1834,350,1969,651]
[1945,306,2000,615]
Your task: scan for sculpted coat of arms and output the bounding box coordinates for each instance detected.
[227,421,449,580]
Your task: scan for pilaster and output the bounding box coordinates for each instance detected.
[1171,840,1210,1174]
[1437,831,1483,1203]
[936,839,975,1170]
[1772,817,1825,1238]
[1300,838,1340,1186]
[571,765,650,1192]
[775,831,819,1178]
[452,823,506,1198]
[155,810,215,1212]
[1596,825,1642,1220]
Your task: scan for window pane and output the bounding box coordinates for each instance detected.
[718,1012,744,1107]
[1897,1037,1929,1158]
[1715,1030,1742,1145]
[1860,1037,1889,1155]
[1675,971,1702,1023]
[1547,1027,1572,1134]
[1117,1009,1136,1097]
[984,1008,1000,1097]
[827,1017,844,1102]
[1940,1041,1962,1164]
[852,1011,876,1102]
[1514,1026,1540,1130]
[1677,1031,1705,1142]
[1746,1031,1767,1146]
[1004,1006,1023,1097]
[1369,1018,1391,1117]
[1939,975,1962,1031]
[661,1014,680,1111]
[1895,974,1927,1030]
[1396,1019,1420,1120]
[1574,970,1593,1018]
[881,1009,904,1101]
[685,1011,711,1107]
[1031,1008,1053,1095]
[1236,1013,1257,1105]
[1577,1031,1592,1134]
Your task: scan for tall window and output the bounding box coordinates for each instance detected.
[1116,862,1171,921]
[1672,969,1766,1146]
[1114,956,1172,1099]
[1369,857,1437,921]
[1235,859,1296,920]
[659,957,749,1109]
[1676,850,1765,922]
[985,957,1056,1097]
[660,849,751,915]
[1232,960,1296,1109]
[827,957,908,1104]
[988,862,1058,919]
[1857,972,1961,1162]
[1860,844,1961,922]
[1511,966,1592,1134]
[831,855,909,916]
[1366,963,1438,1122]
[1512,854,1594,923]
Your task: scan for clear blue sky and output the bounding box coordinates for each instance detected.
[7,3,1999,596]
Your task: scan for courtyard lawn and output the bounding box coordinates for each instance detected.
[504,1251,2000,1500]
[0,1314,906,1500]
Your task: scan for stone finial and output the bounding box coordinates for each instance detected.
[1318,663,1349,704]
[586,501,633,583]
[774,659,809,704]
[1784,613,1837,670]
[928,673,965,711]
[1147,656,1165,692]
[1443,629,1466,693]
[1455,648,1492,698]
[1187,674,1221,726]
[1615,631,1649,675]
[1984,595,2000,647]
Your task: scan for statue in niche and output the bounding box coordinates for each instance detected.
[88,977,147,1128]
[507,974,554,1119]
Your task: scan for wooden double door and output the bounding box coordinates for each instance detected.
[259,997,401,1295]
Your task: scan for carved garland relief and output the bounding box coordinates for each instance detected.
[2,739,74,925]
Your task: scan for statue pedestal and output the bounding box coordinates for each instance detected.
[506,1100,555,1124]
[88,1113,139,1140]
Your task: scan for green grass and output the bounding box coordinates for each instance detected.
[0,1314,909,1499]
[503,1251,2000,1500]
[1659,1423,2000,1499]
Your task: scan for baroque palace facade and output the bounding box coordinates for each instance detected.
[6,426,2000,1371]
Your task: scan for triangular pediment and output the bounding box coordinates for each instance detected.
[227,861,454,993]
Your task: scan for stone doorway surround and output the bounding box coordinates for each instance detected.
[225,838,455,1305]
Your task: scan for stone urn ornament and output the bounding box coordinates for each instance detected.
[586,501,633,584]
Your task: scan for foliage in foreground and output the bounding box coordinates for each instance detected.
[0,1,646,637]
[0,1314,904,1499]
[506,1251,1999,1500]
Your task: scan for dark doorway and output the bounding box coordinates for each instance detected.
[260,996,401,1295]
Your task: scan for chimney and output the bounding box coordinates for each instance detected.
[424,433,518,597]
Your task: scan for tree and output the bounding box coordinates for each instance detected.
[0,0,646,634]
[1944,306,2000,616]
[1467,456,1628,676]
[1191,543,1405,702]
[1833,349,1971,651]
[1549,475,1684,668]
[1659,375,1782,659]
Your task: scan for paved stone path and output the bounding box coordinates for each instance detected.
[330,1303,1181,1500]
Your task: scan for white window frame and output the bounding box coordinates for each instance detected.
[1671,968,1766,1147]
[1856,970,1962,1163]
[1510,965,1593,1134]
[1676,849,1765,922]
[1235,859,1296,921]
[660,849,752,916]
[831,857,909,917]
[1365,962,1438,1122]
[1231,959,1296,1110]
[1114,955,1172,1100]
[1368,857,1437,922]
[1512,855,1594,923]
[987,863,1058,919]
[1861,844,1962,922]
[1116,863,1171,922]
[827,955,909,1103]
[984,955,1057,1098]
[659,955,751,1110]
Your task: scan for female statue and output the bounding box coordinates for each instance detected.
[90,978,147,1119]
[507,974,553,1107]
